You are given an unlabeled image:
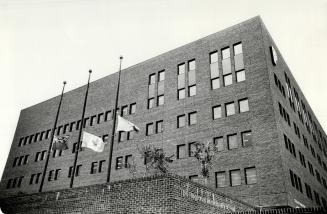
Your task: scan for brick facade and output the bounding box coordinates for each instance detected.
[1,16,326,210]
[0,174,254,214]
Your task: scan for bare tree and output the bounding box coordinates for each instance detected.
[138,145,174,175]
[191,141,215,185]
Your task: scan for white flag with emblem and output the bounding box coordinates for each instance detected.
[82,131,106,152]
[116,115,140,133]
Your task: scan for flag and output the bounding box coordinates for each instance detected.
[52,135,69,151]
[82,131,106,152]
[116,115,140,132]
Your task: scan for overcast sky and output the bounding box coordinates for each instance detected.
[0,0,327,182]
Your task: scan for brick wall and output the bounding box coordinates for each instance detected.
[0,174,254,214]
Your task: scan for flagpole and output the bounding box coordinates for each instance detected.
[107,56,123,183]
[39,81,66,193]
[70,70,92,188]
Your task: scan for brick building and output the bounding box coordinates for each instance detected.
[1,16,327,210]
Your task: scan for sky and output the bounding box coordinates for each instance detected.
[0,0,327,186]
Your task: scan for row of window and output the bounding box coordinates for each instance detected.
[289,170,327,208]
[212,98,249,119]
[284,133,327,190]
[18,103,137,147]
[278,95,327,176]
[214,166,257,188]
[276,71,327,160]
[284,134,296,158]
[278,102,290,125]
[6,176,24,189]
[177,131,252,159]
[12,155,29,167]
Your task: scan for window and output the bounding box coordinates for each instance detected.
[91,162,98,174]
[189,175,199,183]
[6,179,12,189]
[116,157,123,169]
[213,105,222,119]
[127,131,135,140]
[129,103,136,114]
[125,155,132,168]
[305,183,313,200]
[55,169,61,180]
[236,70,245,82]
[41,150,47,161]
[157,95,164,106]
[230,169,241,186]
[177,63,186,100]
[105,110,112,121]
[29,174,35,185]
[97,113,104,124]
[76,165,82,177]
[188,142,196,157]
[215,171,226,187]
[146,123,154,136]
[188,112,197,125]
[178,88,185,100]
[210,52,220,90]
[177,115,185,128]
[178,63,185,74]
[148,98,155,109]
[121,105,128,116]
[222,47,230,59]
[225,102,235,116]
[314,191,321,206]
[223,74,232,86]
[290,170,303,193]
[17,176,23,187]
[213,137,224,152]
[234,43,245,72]
[188,85,196,97]
[156,120,163,133]
[177,144,186,159]
[239,98,249,113]
[308,162,314,176]
[149,74,156,85]
[245,167,257,184]
[211,78,220,90]
[35,152,40,162]
[227,134,238,150]
[118,131,127,142]
[241,131,252,147]
[48,170,54,181]
[158,70,165,82]
[70,122,75,132]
